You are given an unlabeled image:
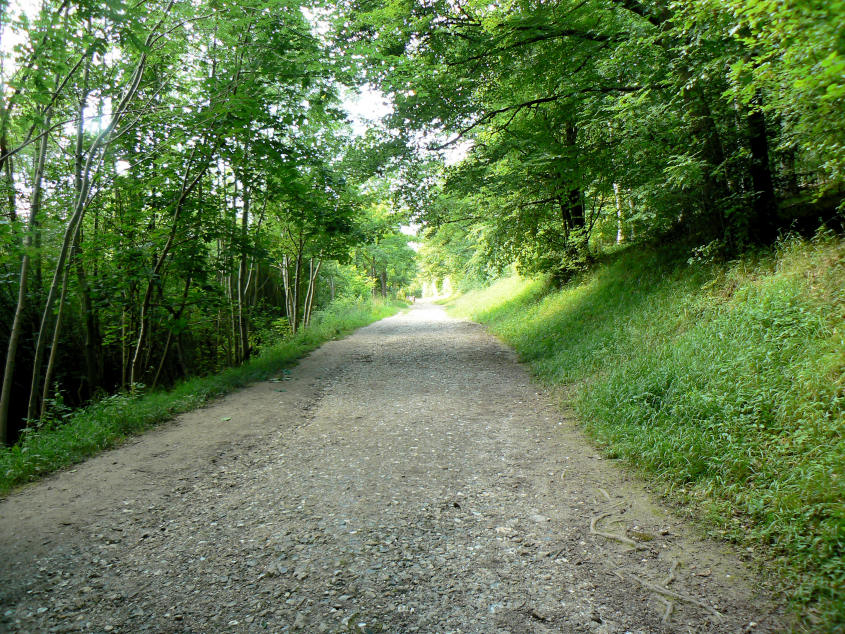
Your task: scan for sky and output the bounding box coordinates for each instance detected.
[342,84,394,138]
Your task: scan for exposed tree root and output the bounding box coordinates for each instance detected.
[658,560,679,623]
[657,596,674,624]
[627,573,724,623]
[663,559,679,587]
[589,512,644,549]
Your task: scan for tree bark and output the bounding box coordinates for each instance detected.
[292,241,303,332]
[282,254,294,332]
[303,258,321,328]
[39,256,72,419]
[746,94,778,244]
[613,182,625,243]
[237,183,250,362]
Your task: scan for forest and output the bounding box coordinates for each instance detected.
[0,0,842,624]
[0,0,419,445]
[2,0,841,439]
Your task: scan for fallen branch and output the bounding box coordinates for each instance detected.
[657,596,674,623]
[663,559,679,587]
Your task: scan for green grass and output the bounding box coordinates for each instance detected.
[448,235,844,630]
[0,297,403,495]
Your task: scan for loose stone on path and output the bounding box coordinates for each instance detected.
[0,303,784,632]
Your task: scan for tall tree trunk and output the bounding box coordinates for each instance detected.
[746,93,778,244]
[39,257,72,419]
[237,185,250,362]
[292,242,303,332]
[229,275,240,362]
[613,182,625,243]
[303,258,321,328]
[73,234,100,398]
[685,83,731,238]
[151,276,191,389]
[121,303,128,390]
[564,123,585,233]
[282,254,295,332]
[0,112,50,443]
[72,57,99,397]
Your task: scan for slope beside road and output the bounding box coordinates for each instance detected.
[0,303,784,632]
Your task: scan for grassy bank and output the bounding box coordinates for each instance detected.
[448,235,844,629]
[0,298,403,496]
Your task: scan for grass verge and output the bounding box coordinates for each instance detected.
[448,235,844,630]
[0,297,403,496]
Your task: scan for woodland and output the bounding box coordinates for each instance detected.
[0,0,419,444]
[0,0,843,625]
[0,1,841,440]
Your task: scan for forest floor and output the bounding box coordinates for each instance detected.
[0,303,787,633]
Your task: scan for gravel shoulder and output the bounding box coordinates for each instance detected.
[0,303,785,632]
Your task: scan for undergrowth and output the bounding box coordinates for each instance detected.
[448,234,844,630]
[0,297,403,496]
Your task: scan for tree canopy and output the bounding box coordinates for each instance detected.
[333,0,843,284]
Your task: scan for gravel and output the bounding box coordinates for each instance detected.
[0,303,785,632]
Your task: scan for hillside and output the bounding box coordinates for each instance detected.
[448,235,844,628]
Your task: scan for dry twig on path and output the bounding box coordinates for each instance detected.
[659,559,680,623]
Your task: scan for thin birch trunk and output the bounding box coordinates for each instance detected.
[613,182,625,244]
[282,254,294,331]
[39,256,71,419]
[292,241,302,333]
[237,184,250,362]
[0,111,50,442]
[303,259,321,328]
[27,16,161,421]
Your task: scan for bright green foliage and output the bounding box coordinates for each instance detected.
[449,235,844,628]
[0,0,418,443]
[337,0,843,276]
[417,221,499,292]
[350,200,418,296]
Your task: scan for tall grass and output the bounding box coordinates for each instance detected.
[449,235,844,629]
[0,297,403,495]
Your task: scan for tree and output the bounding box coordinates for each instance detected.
[333,0,843,279]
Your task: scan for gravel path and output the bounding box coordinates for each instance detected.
[0,303,784,632]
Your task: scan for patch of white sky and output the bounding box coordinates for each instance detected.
[2,0,117,133]
[1,0,39,70]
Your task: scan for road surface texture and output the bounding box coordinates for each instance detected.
[0,303,785,632]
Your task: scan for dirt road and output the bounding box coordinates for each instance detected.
[0,303,783,632]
